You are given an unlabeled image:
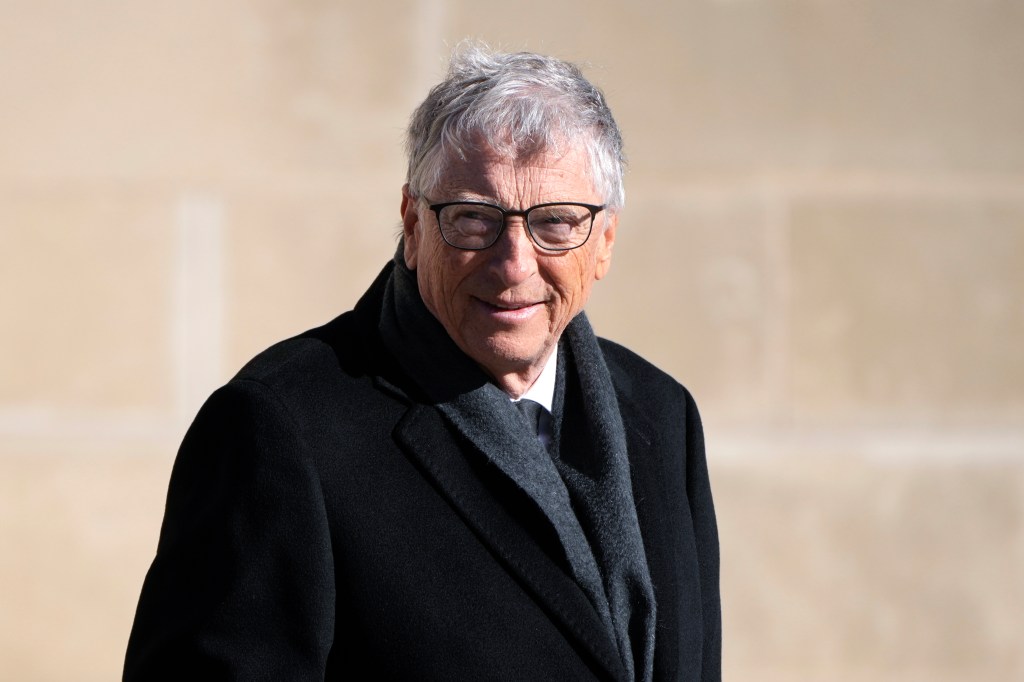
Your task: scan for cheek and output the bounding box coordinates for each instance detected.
[414,243,447,309]
[549,254,598,314]
[419,247,476,316]
[571,251,601,292]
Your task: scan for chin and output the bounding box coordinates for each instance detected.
[471,336,548,372]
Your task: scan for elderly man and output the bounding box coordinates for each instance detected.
[125,46,720,681]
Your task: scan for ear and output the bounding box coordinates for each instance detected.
[400,184,421,269]
[593,212,617,281]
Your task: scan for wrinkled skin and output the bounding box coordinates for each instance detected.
[401,144,617,398]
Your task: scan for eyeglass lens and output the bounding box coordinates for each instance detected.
[438,203,594,251]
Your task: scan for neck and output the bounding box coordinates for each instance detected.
[487,368,541,400]
[483,346,558,401]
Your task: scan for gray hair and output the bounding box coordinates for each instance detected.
[405,44,626,210]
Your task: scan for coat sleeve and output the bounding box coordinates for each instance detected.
[684,388,722,681]
[124,379,336,681]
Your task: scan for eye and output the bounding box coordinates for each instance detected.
[452,207,498,228]
[439,204,504,246]
[454,208,491,221]
[531,206,587,229]
[527,205,594,249]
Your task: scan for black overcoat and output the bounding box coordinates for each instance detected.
[124,264,721,681]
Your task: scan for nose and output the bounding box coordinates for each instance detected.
[488,217,538,287]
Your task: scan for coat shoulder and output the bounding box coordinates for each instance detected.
[227,265,395,403]
[206,310,404,441]
[233,313,358,383]
[597,337,694,408]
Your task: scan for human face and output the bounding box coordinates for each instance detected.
[401,144,617,395]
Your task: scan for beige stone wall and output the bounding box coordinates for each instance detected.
[2,1,1022,679]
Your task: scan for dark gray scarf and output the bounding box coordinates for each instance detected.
[378,250,656,682]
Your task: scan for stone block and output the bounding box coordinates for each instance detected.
[0,189,177,411]
[0,1,413,184]
[789,195,1024,426]
[615,1,1024,176]
[0,451,173,681]
[714,455,1024,681]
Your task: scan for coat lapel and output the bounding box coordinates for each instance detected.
[393,403,628,682]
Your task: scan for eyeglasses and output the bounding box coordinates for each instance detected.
[428,201,606,252]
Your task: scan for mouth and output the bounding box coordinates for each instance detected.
[475,297,544,322]
[488,300,539,311]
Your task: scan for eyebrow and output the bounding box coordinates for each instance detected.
[442,191,501,205]
[438,196,584,211]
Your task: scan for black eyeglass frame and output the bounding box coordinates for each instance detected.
[428,200,607,252]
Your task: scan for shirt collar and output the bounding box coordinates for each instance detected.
[514,348,557,413]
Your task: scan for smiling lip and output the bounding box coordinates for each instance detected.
[475,297,543,322]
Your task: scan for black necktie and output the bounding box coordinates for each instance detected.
[514,399,545,438]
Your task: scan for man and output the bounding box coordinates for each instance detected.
[125,45,720,681]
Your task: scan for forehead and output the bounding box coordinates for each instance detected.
[435,142,598,205]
